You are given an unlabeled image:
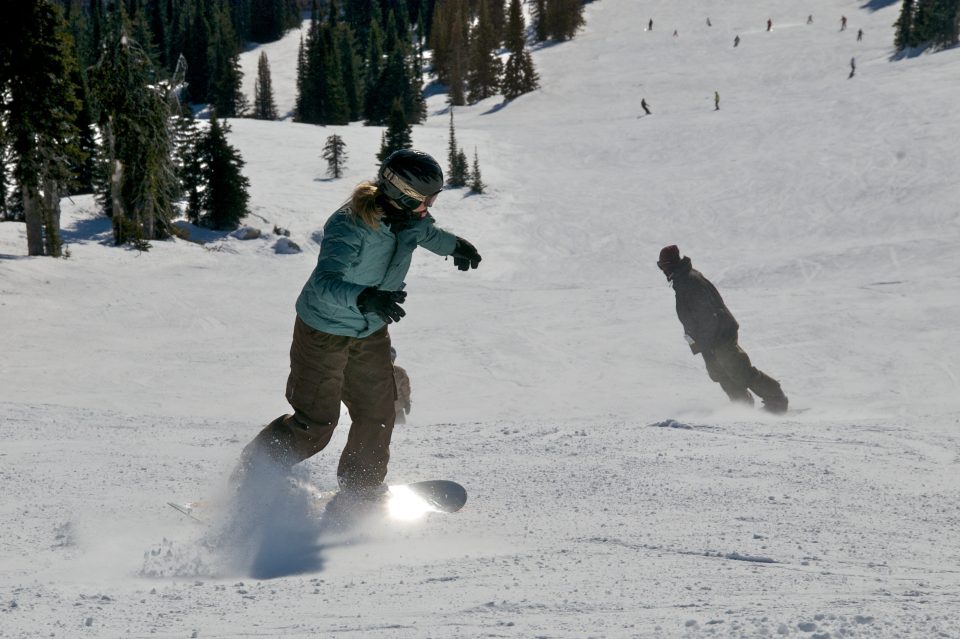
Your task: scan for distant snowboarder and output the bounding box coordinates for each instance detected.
[648,18,653,31]
[706,17,712,27]
[733,35,740,48]
[840,16,847,31]
[673,29,678,37]
[714,91,720,110]
[766,18,772,32]
[857,28,863,42]
[807,15,813,25]
[641,98,651,115]
[849,57,856,78]
[657,245,789,413]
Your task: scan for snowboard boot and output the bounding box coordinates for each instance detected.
[761,396,789,414]
[748,371,788,414]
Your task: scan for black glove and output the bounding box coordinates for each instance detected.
[450,237,482,271]
[357,288,407,323]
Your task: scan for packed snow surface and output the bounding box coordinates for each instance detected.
[2,0,959,637]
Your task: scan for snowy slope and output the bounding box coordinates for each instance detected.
[2,0,960,637]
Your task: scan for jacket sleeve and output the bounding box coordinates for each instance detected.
[310,214,368,309]
[415,217,458,256]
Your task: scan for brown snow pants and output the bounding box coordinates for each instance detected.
[702,340,787,410]
[239,317,397,489]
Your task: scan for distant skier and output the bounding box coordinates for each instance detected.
[857,28,863,42]
[641,98,651,115]
[706,17,712,27]
[657,245,789,413]
[840,16,847,31]
[807,15,813,25]
[714,91,720,110]
[766,18,772,32]
[232,149,482,497]
[648,18,653,31]
[390,347,411,425]
[733,35,740,48]
[673,29,678,37]
[849,57,856,78]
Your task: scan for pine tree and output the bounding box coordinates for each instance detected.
[447,0,469,106]
[446,109,468,187]
[1,0,83,256]
[531,0,548,42]
[899,0,960,49]
[208,1,246,118]
[926,0,960,47]
[193,114,250,230]
[298,4,349,125]
[428,0,451,81]
[502,0,540,101]
[363,18,388,123]
[178,115,205,225]
[469,147,485,194]
[322,134,348,178]
[249,0,288,43]
[535,0,585,42]
[430,0,469,103]
[295,34,306,116]
[377,98,413,162]
[227,0,251,45]
[0,121,9,220]
[319,22,350,124]
[183,3,212,104]
[89,11,179,247]
[466,0,503,104]
[894,0,916,49]
[253,50,278,119]
[336,23,363,121]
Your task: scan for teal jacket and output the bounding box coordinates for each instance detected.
[295,206,458,337]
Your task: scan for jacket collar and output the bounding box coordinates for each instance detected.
[668,256,693,281]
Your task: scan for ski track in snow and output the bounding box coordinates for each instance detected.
[3,0,960,636]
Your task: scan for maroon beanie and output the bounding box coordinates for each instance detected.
[658,245,681,271]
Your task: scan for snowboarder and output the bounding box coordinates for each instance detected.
[232,149,482,496]
[641,98,651,115]
[840,16,847,31]
[733,35,740,48]
[390,347,411,425]
[714,91,720,110]
[849,57,856,79]
[657,245,789,413]
[766,18,772,32]
[857,28,863,42]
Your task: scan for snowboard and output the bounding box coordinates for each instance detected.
[168,479,467,523]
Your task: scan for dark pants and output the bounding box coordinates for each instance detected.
[702,340,787,411]
[238,317,397,489]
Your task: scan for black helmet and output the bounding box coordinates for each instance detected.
[377,149,443,212]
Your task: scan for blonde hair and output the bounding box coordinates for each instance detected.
[349,181,383,229]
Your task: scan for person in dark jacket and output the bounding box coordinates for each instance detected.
[657,245,788,413]
[233,150,482,496]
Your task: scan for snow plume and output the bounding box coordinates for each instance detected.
[141,465,339,579]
